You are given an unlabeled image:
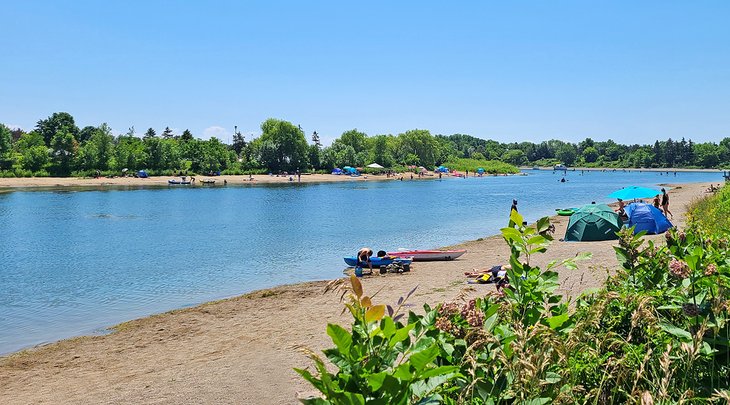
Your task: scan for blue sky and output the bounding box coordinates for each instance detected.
[2,1,729,145]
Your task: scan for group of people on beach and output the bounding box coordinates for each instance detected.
[615,188,672,219]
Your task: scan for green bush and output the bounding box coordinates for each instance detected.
[441,158,519,174]
[298,209,730,403]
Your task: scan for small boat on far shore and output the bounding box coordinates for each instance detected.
[200,179,216,185]
[168,179,191,185]
[387,249,466,261]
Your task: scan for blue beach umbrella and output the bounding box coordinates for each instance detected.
[608,186,661,200]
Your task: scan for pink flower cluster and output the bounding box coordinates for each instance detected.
[669,258,690,279]
[460,299,484,328]
[705,263,718,276]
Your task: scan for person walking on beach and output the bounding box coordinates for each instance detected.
[653,194,660,209]
[661,188,673,219]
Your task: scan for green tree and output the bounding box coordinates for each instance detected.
[36,112,79,146]
[308,144,321,170]
[394,129,438,167]
[251,118,309,172]
[311,131,322,148]
[78,126,97,143]
[22,145,50,172]
[0,124,12,169]
[162,127,174,139]
[555,144,577,165]
[115,135,148,171]
[368,135,395,167]
[502,149,527,166]
[50,128,78,175]
[181,129,194,141]
[143,128,157,139]
[582,146,599,163]
[232,130,246,156]
[78,123,115,171]
[337,129,368,153]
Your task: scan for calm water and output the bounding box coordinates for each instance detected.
[0,170,723,353]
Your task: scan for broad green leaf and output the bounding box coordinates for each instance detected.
[501,227,522,241]
[382,316,396,338]
[390,323,415,347]
[409,344,439,372]
[393,363,413,380]
[658,321,692,341]
[523,398,551,405]
[546,313,570,329]
[341,391,365,405]
[326,324,352,353]
[544,371,562,384]
[420,365,459,378]
[510,210,524,228]
[367,372,387,391]
[536,216,550,233]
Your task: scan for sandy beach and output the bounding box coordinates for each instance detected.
[0,174,382,189]
[0,181,715,404]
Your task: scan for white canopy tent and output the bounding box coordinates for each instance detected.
[366,163,384,169]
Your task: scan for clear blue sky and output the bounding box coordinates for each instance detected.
[2,1,729,145]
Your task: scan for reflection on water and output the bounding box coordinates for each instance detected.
[0,170,722,353]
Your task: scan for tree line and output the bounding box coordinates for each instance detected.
[0,112,728,177]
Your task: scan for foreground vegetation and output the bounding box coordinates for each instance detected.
[2,112,729,178]
[298,199,730,403]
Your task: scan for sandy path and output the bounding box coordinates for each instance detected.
[0,182,712,404]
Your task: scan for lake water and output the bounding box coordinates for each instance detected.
[0,170,723,354]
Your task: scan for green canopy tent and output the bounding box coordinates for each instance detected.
[564,204,623,242]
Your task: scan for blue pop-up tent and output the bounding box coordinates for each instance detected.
[332,168,343,175]
[137,170,149,178]
[624,202,673,234]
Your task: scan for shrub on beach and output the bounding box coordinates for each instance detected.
[441,158,519,175]
[298,205,730,403]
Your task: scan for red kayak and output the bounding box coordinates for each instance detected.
[387,249,466,261]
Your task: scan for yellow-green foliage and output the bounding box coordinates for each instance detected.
[687,184,730,232]
[442,158,519,174]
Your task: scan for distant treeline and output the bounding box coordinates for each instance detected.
[0,112,726,177]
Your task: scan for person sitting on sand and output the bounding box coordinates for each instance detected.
[653,194,660,209]
[357,248,374,272]
[615,198,626,217]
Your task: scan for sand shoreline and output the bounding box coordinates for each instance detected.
[1,167,717,190]
[0,181,716,404]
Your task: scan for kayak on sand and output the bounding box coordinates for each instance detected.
[387,249,466,261]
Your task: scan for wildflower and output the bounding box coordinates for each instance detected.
[435,317,461,336]
[704,263,718,276]
[665,231,673,243]
[438,302,460,317]
[678,231,686,243]
[668,258,690,279]
[682,303,700,317]
[460,299,484,327]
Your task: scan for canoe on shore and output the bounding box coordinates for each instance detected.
[343,256,413,267]
[556,208,578,216]
[387,249,467,261]
[168,180,191,185]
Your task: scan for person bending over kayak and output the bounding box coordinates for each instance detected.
[357,248,374,272]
